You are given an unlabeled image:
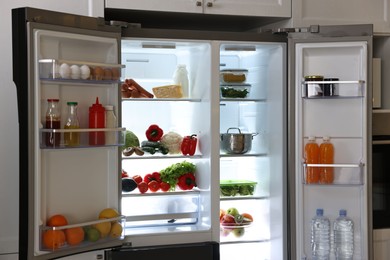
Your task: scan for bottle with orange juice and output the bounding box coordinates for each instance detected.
[319,136,334,184]
[305,136,320,184]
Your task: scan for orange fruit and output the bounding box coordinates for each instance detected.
[47,214,68,227]
[65,227,85,246]
[241,213,254,222]
[42,230,66,250]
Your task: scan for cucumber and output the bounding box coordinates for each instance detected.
[141,141,162,148]
[141,146,157,154]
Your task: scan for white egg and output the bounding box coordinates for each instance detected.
[70,65,81,79]
[59,63,71,79]
[80,65,91,80]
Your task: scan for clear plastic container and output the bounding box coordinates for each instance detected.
[220,84,251,98]
[64,102,80,147]
[220,69,248,84]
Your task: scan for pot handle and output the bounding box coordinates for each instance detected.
[227,127,242,134]
[251,133,259,139]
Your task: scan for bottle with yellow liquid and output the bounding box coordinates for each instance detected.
[64,102,80,147]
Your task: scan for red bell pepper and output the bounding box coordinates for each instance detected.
[177,173,196,190]
[145,124,164,142]
[181,134,197,156]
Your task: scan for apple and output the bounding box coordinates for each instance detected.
[220,228,231,237]
[232,228,245,237]
[219,209,226,223]
[221,214,235,226]
[226,207,239,217]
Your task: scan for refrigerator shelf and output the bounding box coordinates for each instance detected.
[220,196,269,201]
[122,189,200,197]
[40,78,122,85]
[39,59,125,81]
[302,162,364,185]
[122,97,202,102]
[125,212,197,222]
[39,216,126,252]
[122,154,203,160]
[219,98,267,102]
[39,127,126,149]
[302,80,365,98]
[220,153,267,157]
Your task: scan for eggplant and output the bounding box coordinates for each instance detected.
[122,178,138,192]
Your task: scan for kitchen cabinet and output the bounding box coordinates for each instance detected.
[289,0,390,33]
[105,0,291,18]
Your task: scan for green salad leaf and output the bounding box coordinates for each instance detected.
[160,161,196,190]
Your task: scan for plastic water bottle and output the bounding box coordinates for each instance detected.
[311,208,331,260]
[333,209,354,260]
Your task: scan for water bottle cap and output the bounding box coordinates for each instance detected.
[67,102,78,105]
[323,136,330,141]
[105,105,114,110]
[308,136,316,141]
[339,209,347,216]
[316,208,324,216]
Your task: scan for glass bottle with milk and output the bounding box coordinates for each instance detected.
[173,64,189,98]
[105,105,117,145]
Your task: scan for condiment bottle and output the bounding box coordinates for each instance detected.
[305,136,320,184]
[89,97,105,145]
[319,136,334,184]
[64,102,80,147]
[105,105,117,145]
[45,99,61,147]
[173,64,189,98]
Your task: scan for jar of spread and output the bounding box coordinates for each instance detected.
[304,75,324,97]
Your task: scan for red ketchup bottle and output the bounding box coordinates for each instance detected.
[89,97,105,145]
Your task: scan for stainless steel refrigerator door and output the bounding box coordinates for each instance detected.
[287,24,373,260]
[12,7,124,260]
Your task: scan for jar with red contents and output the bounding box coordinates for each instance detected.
[89,97,105,145]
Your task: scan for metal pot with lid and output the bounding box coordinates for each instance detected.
[220,127,258,154]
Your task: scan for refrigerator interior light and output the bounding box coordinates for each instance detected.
[142,42,176,49]
[223,45,256,51]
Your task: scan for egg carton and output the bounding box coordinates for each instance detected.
[39,59,125,81]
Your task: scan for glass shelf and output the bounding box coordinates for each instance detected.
[122,97,202,102]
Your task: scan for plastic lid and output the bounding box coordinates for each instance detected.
[316,208,324,216]
[105,105,114,110]
[323,136,331,141]
[47,98,59,102]
[308,136,316,141]
[67,102,78,105]
[339,209,347,217]
[89,97,104,111]
[177,64,186,68]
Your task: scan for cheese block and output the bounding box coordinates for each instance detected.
[152,85,183,98]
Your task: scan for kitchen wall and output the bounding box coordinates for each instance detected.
[0,1,104,259]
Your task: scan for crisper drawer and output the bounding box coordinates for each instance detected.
[121,191,200,227]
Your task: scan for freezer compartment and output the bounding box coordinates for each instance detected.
[39,127,126,149]
[39,59,124,82]
[39,216,126,251]
[121,191,200,228]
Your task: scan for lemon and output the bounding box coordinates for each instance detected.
[110,222,123,238]
[98,208,120,219]
[93,221,111,238]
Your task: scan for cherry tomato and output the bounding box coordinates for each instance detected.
[138,181,148,194]
[160,182,170,192]
[148,180,160,192]
[121,169,129,178]
[144,172,161,183]
[132,175,143,184]
[151,172,161,183]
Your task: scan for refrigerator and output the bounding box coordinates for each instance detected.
[12,7,372,260]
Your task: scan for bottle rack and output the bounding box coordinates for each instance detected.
[301,80,365,98]
[39,127,126,149]
[302,162,364,185]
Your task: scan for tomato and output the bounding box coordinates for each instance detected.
[121,169,129,178]
[144,172,161,183]
[137,181,148,194]
[148,180,160,192]
[132,175,143,184]
[160,182,170,192]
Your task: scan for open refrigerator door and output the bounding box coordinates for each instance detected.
[12,8,126,260]
[289,25,372,260]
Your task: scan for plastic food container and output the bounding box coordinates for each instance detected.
[220,180,257,196]
[220,84,251,98]
[220,69,248,84]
